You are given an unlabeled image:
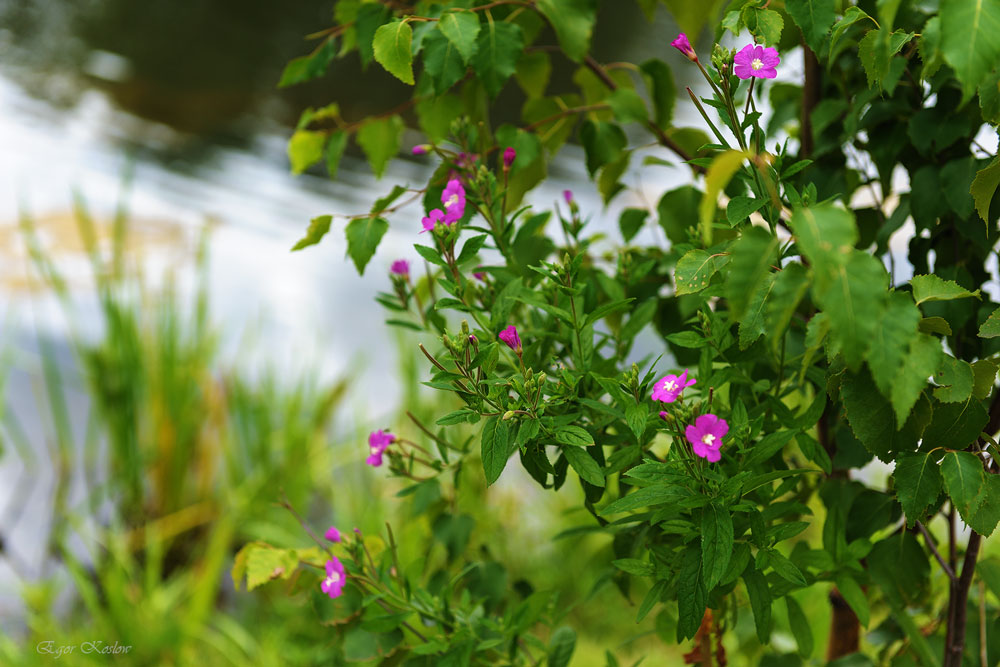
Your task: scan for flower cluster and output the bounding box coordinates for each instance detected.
[652,370,728,463]
[422,179,467,232]
[366,429,395,467]
[671,32,780,80]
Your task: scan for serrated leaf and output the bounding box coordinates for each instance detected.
[981,306,1000,338]
[563,446,605,487]
[842,369,926,462]
[923,398,989,449]
[745,430,798,467]
[471,20,524,98]
[830,7,875,59]
[357,115,403,178]
[535,0,597,62]
[934,356,975,403]
[481,416,512,485]
[701,503,733,590]
[437,11,480,64]
[674,249,729,295]
[967,475,1000,536]
[813,252,888,370]
[867,291,921,406]
[291,215,333,252]
[325,130,349,180]
[743,564,772,643]
[941,450,986,525]
[894,452,943,524]
[739,273,776,350]
[279,38,336,88]
[677,546,707,641]
[911,274,981,306]
[373,21,414,85]
[890,334,941,425]
[972,359,998,399]
[971,156,1000,224]
[726,196,766,225]
[766,263,810,350]
[423,30,467,94]
[785,0,836,53]
[919,316,952,336]
[345,216,389,275]
[940,0,1000,99]
[288,130,326,175]
[580,120,627,176]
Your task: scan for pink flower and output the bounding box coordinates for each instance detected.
[441,179,466,223]
[455,152,478,170]
[412,145,429,156]
[498,325,521,354]
[685,414,729,463]
[473,268,485,281]
[421,208,445,233]
[651,370,697,404]
[320,557,346,598]
[503,147,516,169]
[324,526,341,543]
[366,429,395,467]
[563,190,574,205]
[390,259,409,277]
[659,411,669,420]
[671,33,697,62]
[733,44,780,80]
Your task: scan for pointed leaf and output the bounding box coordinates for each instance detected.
[373,21,415,85]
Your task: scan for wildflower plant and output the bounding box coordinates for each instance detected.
[256,1,1000,664]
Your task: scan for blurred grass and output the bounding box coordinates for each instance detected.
[0,194,699,666]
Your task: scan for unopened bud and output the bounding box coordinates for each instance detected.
[503,410,516,420]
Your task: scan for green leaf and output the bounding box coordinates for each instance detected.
[813,252,888,371]
[910,274,981,306]
[786,596,814,658]
[745,430,798,467]
[726,196,766,225]
[830,7,876,59]
[967,475,1000,536]
[416,95,463,143]
[790,204,858,264]
[640,59,675,129]
[766,263,810,350]
[939,0,1000,99]
[536,0,597,62]
[941,450,986,527]
[934,357,975,404]
[677,546,707,641]
[291,215,333,252]
[741,7,784,46]
[674,249,729,295]
[471,20,524,98]
[919,316,952,336]
[547,626,577,667]
[980,306,1000,338]
[742,564,772,643]
[612,558,654,576]
[599,484,691,514]
[423,30,467,94]
[726,226,779,319]
[357,116,403,178]
[923,398,989,449]
[580,120,627,177]
[700,150,748,246]
[325,130,349,180]
[279,38,336,88]
[554,425,594,447]
[658,185,701,244]
[971,156,1000,224]
[456,234,488,265]
[701,504,733,591]
[563,446,605,487]
[481,416,512,485]
[288,130,326,175]
[242,545,299,591]
[766,550,807,586]
[941,158,977,219]
[866,290,920,418]
[890,334,942,426]
[834,572,870,627]
[607,88,648,124]
[894,452,943,524]
[785,0,836,53]
[739,274,776,350]
[972,359,998,400]
[858,28,913,91]
[618,208,648,243]
[515,51,551,98]
[356,3,391,67]
[437,11,480,64]
[373,21,415,85]
[636,579,668,623]
[345,216,389,275]
[663,0,726,41]
[842,369,928,462]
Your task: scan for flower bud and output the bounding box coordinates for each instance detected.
[503,146,516,170]
[503,410,516,420]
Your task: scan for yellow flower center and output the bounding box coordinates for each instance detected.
[702,434,716,446]
[751,58,763,70]
[324,572,341,587]
[446,194,460,208]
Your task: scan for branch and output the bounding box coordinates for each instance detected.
[945,532,982,667]
[916,521,956,581]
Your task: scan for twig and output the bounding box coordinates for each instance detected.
[917,521,956,581]
[279,492,334,559]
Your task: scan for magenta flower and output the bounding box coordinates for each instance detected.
[659,411,668,421]
[671,33,697,62]
[733,44,780,80]
[473,268,485,281]
[563,190,574,205]
[412,145,429,156]
[366,429,395,467]
[390,259,410,277]
[320,557,346,599]
[685,414,729,463]
[498,325,522,354]
[455,152,478,170]
[441,179,466,223]
[503,147,516,169]
[324,526,341,543]
[651,370,697,404]
[421,208,445,233]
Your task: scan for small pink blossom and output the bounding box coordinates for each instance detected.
[324,526,341,543]
[412,145,429,156]
[441,178,466,223]
[733,44,780,80]
[421,208,445,233]
[671,33,697,62]
[651,370,697,404]
[503,147,516,169]
[390,259,409,277]
[563,190,574,205]
[685,414,729,463]
[498,325,522,354]
[320,557,346,598]
[366,429,395,467]
[473,268,485,281]
[659,411,669,421]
